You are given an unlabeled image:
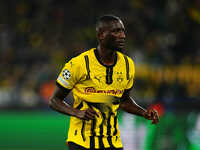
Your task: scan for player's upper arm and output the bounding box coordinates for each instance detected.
[56,57,84,90]
[51,84,71,101]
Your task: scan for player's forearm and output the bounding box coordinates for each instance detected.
[119,96,146,117]
[49,97,78,117]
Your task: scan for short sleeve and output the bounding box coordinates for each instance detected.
[125,57,135,90]
[56,58,82,90]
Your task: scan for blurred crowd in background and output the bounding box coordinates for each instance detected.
[0,0,200,111]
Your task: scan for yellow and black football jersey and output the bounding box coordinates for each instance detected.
[56,48,135,149]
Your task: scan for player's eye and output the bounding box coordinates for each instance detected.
[112,28,125,34]
[113,28,120,32]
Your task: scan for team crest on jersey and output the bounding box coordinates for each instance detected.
[62,69,71,80]
[117,72,123,82]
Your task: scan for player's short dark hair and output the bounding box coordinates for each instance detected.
[97,15,120,23]
[96,15,121,32]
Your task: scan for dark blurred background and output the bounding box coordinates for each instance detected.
[0,0,200,150]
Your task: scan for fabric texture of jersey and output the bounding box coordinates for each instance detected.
[56,48,135,149]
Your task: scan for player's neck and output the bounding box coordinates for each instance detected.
[97,46,116,66]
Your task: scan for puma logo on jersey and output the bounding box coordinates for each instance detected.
[94,76,101,82]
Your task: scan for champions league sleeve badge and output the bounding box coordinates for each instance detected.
[62,69,71,80]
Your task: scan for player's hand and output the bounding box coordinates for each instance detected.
[143,108,159,124]
[75,108,99,121]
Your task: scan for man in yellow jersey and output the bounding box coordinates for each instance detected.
[49,15,159,150]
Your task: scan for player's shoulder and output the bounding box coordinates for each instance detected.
[66,48,95,64]
[117,51,134,65]
[71,48,94,59]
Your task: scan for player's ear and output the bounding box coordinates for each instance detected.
[97,30,102,40]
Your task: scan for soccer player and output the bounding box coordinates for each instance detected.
[49,15,159,150]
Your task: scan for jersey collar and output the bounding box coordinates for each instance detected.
[94,48,117,68]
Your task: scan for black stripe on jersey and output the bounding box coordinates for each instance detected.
[81,120,86,141]
[107,113,112,136]
[113,115,118,136]
[107,136,114,148]
[91,118,96,136]
[124,55,129,80]
[99,112,106,149]
[84,55,90,80]
[98,136,104,149]
[90,136,95,149]
[99,113,106,135]
[107,112,114,148]
[90,118,96,149]
[75,101,83,109]
[106,67,113,84]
